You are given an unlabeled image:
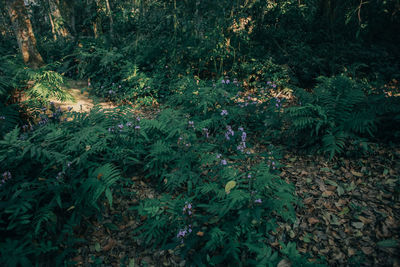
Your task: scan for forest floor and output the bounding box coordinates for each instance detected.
[50,80,117,112]
[58,81,400,267]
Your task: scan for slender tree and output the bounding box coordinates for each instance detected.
[47,0,71,40]
[6,0,44,68]
[105,0,113,39]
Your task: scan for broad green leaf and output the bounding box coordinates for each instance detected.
[225,181,236,194]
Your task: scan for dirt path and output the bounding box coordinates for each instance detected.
[50,80,116,112]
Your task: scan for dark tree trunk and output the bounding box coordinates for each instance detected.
[6,0,44,68]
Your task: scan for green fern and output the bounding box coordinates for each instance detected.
[286,75,376,158]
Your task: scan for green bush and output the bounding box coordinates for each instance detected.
[0,106,138,266]
[284,75,376,158]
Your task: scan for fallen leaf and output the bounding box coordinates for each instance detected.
[352,222,364,229]
[308,217,320,225]
[322,190,335,197]
[303,197,314,205]
[351,170,363,177]
[102,239,116,251]
[361,247,374,254]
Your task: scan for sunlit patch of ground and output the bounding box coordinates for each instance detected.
[49,80,117,112]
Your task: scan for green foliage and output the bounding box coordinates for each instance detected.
[129,85,303,265]
[20,68,74,102]
[0,107,136,265]
[285,75,377,158]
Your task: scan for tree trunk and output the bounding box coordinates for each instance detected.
[48,10,57,41]
[105,0,114,39]
[60,0,76,37]
[6,0,44,68]
[47,0,71,39]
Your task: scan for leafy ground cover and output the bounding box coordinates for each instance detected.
[20,82,399,267]
[1,1,400,265]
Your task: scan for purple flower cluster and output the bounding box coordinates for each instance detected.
[267,81,277,88]
[109,119,140,133]
[220,109,228,116]
[225,125,234,140]
[268,160,276,170]
[221,79,230,84]
[275,97,282,109]
[237,127,247,152]
[254,199,262,204]
[56,171,64,181]
[176,225,192,242]
[183,202,193,216]
[216,154,227,165]
[1,171,12,186]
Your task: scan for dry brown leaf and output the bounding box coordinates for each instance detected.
[351,170,363,177]
[303,197,314,205]
[308,217,320,225]
[322,190,335,197]
[102,239,116,252]
[361,247,374,254]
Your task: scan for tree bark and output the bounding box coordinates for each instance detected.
[48,10,57,41]
[105,0,114,39]
[6,0,44,68]
[47,0,71,39]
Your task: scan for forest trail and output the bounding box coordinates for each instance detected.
[50,79,117,112]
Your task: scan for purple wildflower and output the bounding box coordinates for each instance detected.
[221,110,228,116]
[241,131,247,142]
[254,199,262,204]
[221,79,226,84]
[135,125,141,130]
[126,122,132,127]
[221,159,227,165]
[216,153,222,159]
[226,79,230,84]
[2,171,11,180]
[118,124,124,129]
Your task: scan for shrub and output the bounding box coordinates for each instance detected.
[284,75,376,158]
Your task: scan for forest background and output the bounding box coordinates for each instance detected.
[0,0,399,266]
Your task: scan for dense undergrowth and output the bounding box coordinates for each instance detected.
[1,0,400,265]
